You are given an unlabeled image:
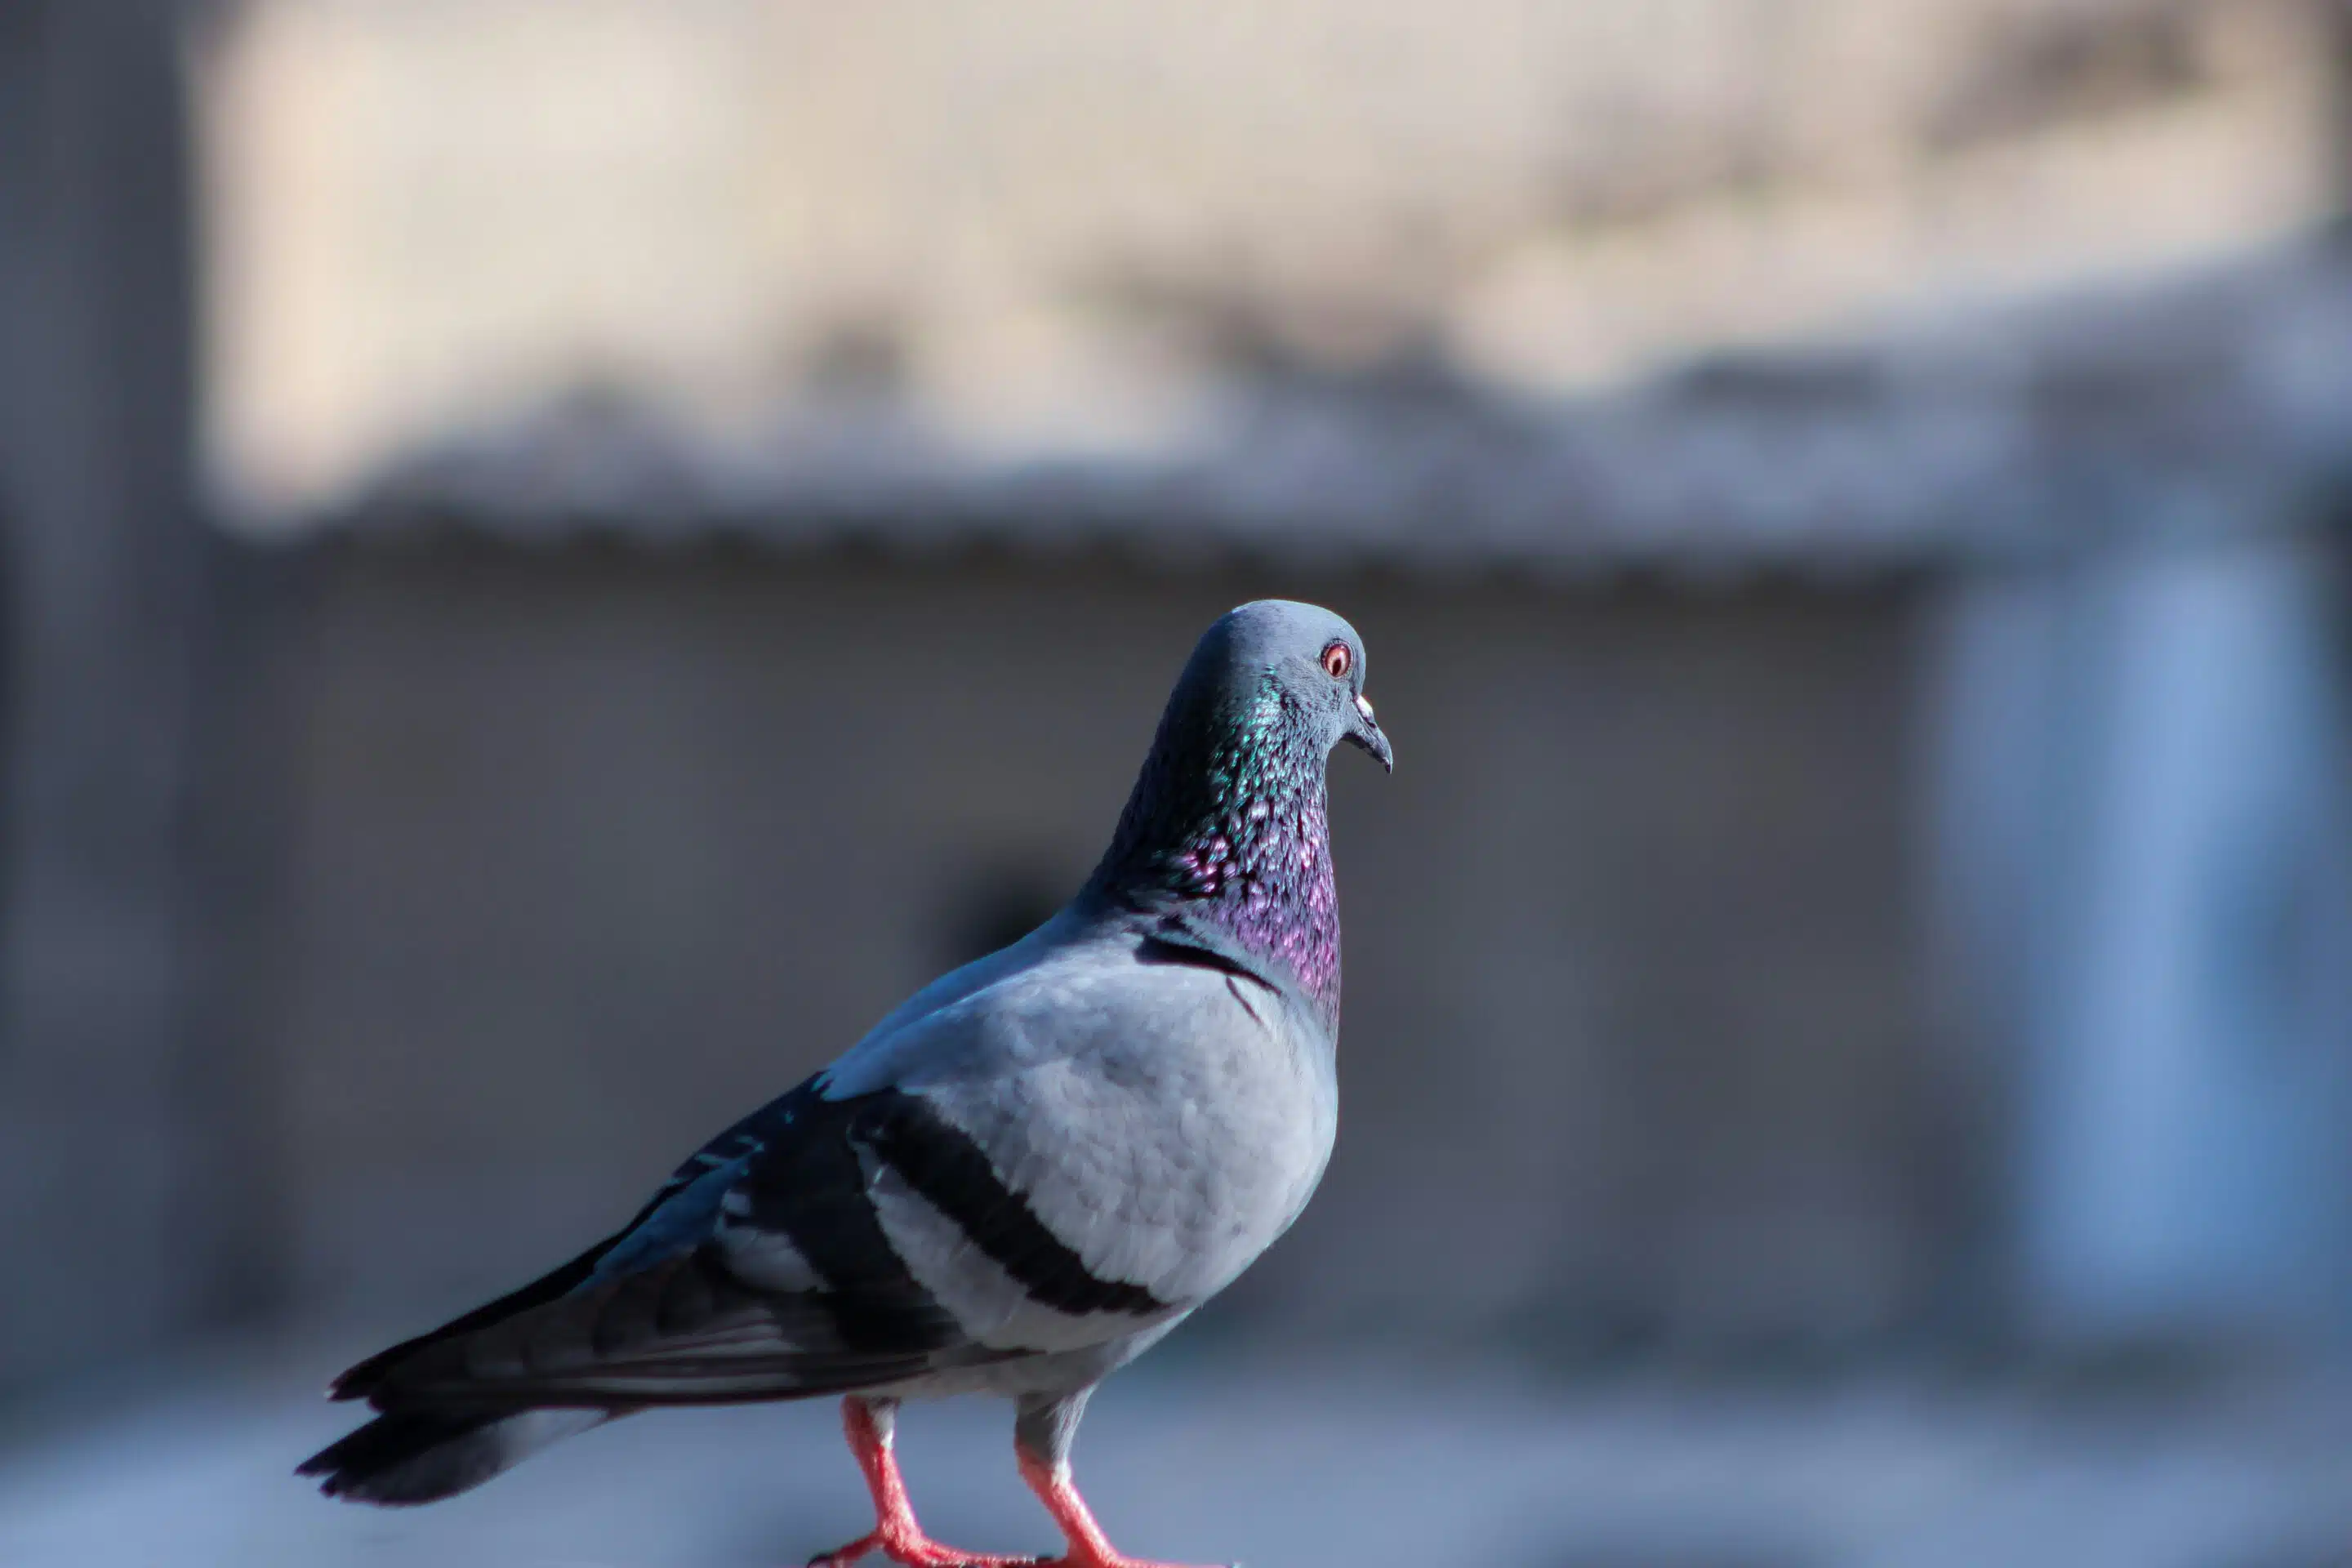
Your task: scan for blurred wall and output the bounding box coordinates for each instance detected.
[270,545,1930,1352]
[1926,533,2352,1348]
[2,0,2343,1397]
[0,0,243,1390]
[197,0,2348,510]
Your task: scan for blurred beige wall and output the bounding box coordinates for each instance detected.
[197,0,2343,513]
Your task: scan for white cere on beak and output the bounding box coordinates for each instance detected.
[1354,694,1377,724]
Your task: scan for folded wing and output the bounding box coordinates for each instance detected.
[327,1067,1188,1416]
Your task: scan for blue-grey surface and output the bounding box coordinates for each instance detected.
[6,1344,2351,1568]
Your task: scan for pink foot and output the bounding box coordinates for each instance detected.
[1018,1454,1228,1568]
[817,1399,1043,1568]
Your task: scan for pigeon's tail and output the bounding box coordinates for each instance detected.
[297,1407,612,1507]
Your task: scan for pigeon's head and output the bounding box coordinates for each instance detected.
[1180,599,1392,773]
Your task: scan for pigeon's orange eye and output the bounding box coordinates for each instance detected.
[1321,642,1352,679]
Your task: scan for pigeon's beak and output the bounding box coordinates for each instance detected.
[1343,692,1393,773]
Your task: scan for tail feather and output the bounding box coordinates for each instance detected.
[297,1408,611,1507]
[328,1232,633,1401]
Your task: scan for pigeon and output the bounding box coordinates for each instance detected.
[298,599,1392,1568]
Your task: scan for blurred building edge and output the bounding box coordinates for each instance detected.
[245,233,2352,1365]
[0,0,285,1395]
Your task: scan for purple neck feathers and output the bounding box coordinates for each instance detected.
[1087,680,1343,1022]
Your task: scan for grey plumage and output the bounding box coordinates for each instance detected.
[301,599,1389,1566]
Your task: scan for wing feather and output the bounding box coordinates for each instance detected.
[341,1079,1003,1414]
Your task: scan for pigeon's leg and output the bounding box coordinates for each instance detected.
[808,1396,1037,1568]
[1014,1392,1224,1568]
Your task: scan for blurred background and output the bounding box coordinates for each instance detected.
[5,1,2352,1563]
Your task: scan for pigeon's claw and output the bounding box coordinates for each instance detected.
[1018,1453,1223,1568]
[805,1532,1036,1568]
